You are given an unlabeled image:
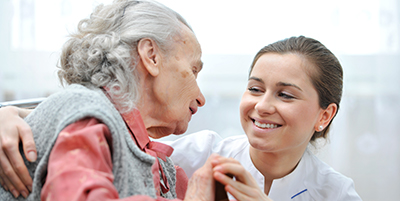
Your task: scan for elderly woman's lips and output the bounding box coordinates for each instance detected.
[190,107,197,115]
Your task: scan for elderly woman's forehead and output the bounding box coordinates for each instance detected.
[174,25,197,43]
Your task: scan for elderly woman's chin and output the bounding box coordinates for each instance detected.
[171,119,191,136]
[170,109,194,135]
[150,121,189,139]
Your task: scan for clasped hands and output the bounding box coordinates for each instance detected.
[185,154,272,201]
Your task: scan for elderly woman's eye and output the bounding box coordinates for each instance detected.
[192,67,198,74]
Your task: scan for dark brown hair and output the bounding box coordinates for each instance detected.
[250,36,343,142]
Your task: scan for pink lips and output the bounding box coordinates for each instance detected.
[190,106,197,115]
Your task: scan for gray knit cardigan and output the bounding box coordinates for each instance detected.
[0,84,177,200]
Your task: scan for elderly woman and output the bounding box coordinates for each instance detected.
[0,0,220,200]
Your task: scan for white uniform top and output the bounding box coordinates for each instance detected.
[164,130,362,201]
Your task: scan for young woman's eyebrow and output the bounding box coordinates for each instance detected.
[248,76,264,83]
[276,81,302,91]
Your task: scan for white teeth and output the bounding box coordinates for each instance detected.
[254,121,278,129]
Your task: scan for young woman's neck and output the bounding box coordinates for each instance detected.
[249,145,307,195]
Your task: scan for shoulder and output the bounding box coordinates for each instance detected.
[31,84,108,112]
[26,84,123,140]
[303,150,361,200]
[51,84,109,107]
[214,134,248,158]
[164,130,222,148]
[32,84,115,119]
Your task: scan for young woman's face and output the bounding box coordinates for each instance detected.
[240,53,324,154]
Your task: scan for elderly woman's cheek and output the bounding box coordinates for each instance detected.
[180,70,190,78]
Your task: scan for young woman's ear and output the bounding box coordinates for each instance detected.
[315,103,337,131]
[137,38,160,76]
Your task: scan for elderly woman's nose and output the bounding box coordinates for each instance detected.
[196,91,206,107]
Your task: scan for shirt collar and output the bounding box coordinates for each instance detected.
[121,109,151,150]
[101,87,174,160]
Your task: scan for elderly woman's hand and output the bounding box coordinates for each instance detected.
[184,154,222,201]
[0,106,35,198]
[212,155,273,201]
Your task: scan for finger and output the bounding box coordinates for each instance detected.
[225,184,251,201]
[214,172,255,197]
[0,147,29,197]
[225,184,269,201]
[211,156,240,167]
[0,176,4,188]
[226,184,272,201]
[215,172,266,201]
[18,122,37,162]
[213,163,257,187]
[185,154,219,200]
[1,122,34,191]
[0,167,19,198]
[0,171,7,191]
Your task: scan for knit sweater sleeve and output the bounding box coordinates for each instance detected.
[41,117,182,201]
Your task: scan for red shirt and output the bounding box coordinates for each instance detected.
[41,110,188,201]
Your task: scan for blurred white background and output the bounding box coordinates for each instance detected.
[0,0,399,200]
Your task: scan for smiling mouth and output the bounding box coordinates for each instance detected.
[251,119,282,129]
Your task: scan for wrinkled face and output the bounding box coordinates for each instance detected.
[240,53,323,154]
[150,26,205,137]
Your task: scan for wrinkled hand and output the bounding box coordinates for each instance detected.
[184,154,220,201]
[212,156,273,201]
[0,106,36,198]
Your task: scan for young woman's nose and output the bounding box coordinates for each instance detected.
[254,93,276,115]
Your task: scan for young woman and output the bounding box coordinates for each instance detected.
[165,36,361,200]
[0,36,362,200]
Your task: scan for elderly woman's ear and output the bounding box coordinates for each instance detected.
[137,38,161,77]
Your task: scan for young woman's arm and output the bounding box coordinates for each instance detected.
[0,106,35,198]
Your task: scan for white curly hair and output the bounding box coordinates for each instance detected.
[58,0,192,112]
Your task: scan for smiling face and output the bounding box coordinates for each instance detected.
[240,53,325,154]
[143,25,205,138]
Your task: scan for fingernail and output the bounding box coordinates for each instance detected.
[27,185,32,192]
[11,189,19,198]
[27,151,37,162]
[21,190,28,198]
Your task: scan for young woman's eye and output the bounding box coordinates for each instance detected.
[248,87,262,93]
[278,92,295,99]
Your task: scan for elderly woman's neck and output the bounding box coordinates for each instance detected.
[136,97,173,139]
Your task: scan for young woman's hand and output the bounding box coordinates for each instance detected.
[0,106,35,198]
[212,156,273,201]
